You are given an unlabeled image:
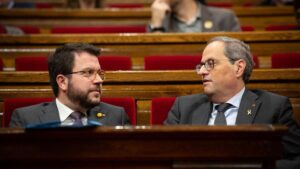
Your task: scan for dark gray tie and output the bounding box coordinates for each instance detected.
[214,103,232,125]
[70,111,83,126]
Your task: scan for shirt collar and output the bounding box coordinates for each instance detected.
[56,98,74,122]
[213,87,245,108]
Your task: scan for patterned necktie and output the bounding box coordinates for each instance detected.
[214,103,232,125]
[70,111,83,126]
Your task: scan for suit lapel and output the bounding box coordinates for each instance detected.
[200,4,215,32]
[39,101,60,123]
[192,97,212,125]
[88,103,108,124]
[236,89,261,124]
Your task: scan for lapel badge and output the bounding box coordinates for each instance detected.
[97,112,105,118]
[204,20,213,29]
[247,109,252,116]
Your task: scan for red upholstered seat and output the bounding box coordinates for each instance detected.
[252,54,259,68]
[0,25,6,34]
[144,55,202,70]
[265,25,298,31]
[15,56,48,71]
[241,26,255,32]
[19,26,40,34]
[0,58,3,70]
[98,56,132,70]
[3,97,53,127]
[151,97,176,125]
[3,97,136,127]
[271,52,300,68]
[51,25,146,34]
[101,97,136,125]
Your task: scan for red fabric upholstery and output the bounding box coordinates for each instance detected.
[36,3,53,9]
[3,97,136,127]
[15,56,48,71]
[151,97,176,125]
[0,58,3,70]
[252,54,259,68]
[106,3,144,8]
[51,25,146,34]
[271,52,300,68]
[3,97,53,127]
[265,25,298,31]
[144,55,202,70]
[241,26,255,31]
[98,56,132,70]
[19,26,40,34]
[0,25,6,34]
[101,97,136,125]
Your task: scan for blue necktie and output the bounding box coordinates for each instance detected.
[214,103,232,125]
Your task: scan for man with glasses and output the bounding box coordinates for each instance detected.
[10,43,130,128]
[164,36,300,169]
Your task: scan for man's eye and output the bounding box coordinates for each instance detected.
[87,70,94,75]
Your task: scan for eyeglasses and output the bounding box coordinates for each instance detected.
[195,59,216,72]
[66,69,105,81]
[195,58,235,72]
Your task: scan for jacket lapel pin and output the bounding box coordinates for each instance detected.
[247,109,252,116]
[97,112,105,118]
[204,20,213,29]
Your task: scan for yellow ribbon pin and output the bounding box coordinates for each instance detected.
[97,112,105,118]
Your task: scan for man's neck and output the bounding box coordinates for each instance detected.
[174,0,199,23]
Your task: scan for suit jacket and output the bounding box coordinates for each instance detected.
[165,89,300,169]
[10,101,130,128]
[163,3,240,32]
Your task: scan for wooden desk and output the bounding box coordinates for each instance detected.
[0,125,287,169]
[0,69,300,125]
[0,31,299,70]
[0,6,296,32]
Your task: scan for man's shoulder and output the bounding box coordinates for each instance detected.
[15,101,53,113]
[92,102,124,112]
[178,93,208,102]
[250,89,287,99]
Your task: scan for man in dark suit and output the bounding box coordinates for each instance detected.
[164,36,300,169]
[10,43,130,127]
[148,0,240,33]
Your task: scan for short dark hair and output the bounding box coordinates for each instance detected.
[48,43,100,97]
[208,36,254,83]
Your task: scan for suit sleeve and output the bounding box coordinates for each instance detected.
[9,109,25,128]
[121,108,131,125]
[164,97,180,125]
[277,97,300,168]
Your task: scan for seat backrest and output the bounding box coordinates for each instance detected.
[151,97,176,125]
[51,25,146,34]
[3,97,53,127]
[18,26,40,34]
[252,54,259,68]
[0,58,3,71]
[271,52,300,68]
[145,55,201,70]
[0,25,6,34]
[265,25,298,31]
[241,26,255,32]
[101,97,136,125]
[15,56,48,71]
[3,97,137,127]
[98,56,132,70]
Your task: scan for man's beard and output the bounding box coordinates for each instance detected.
[67,82,100,110]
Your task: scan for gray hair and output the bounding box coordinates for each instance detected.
[207,36,254,83]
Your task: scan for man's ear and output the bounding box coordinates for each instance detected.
[235,59,246,78]
[56,74,68,92]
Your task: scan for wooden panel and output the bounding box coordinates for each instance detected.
[0,31,299,70]
[0,125,287,169]
[0,6,296,31]
[0,69,300,125]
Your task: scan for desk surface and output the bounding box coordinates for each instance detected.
[0,125,287,169]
